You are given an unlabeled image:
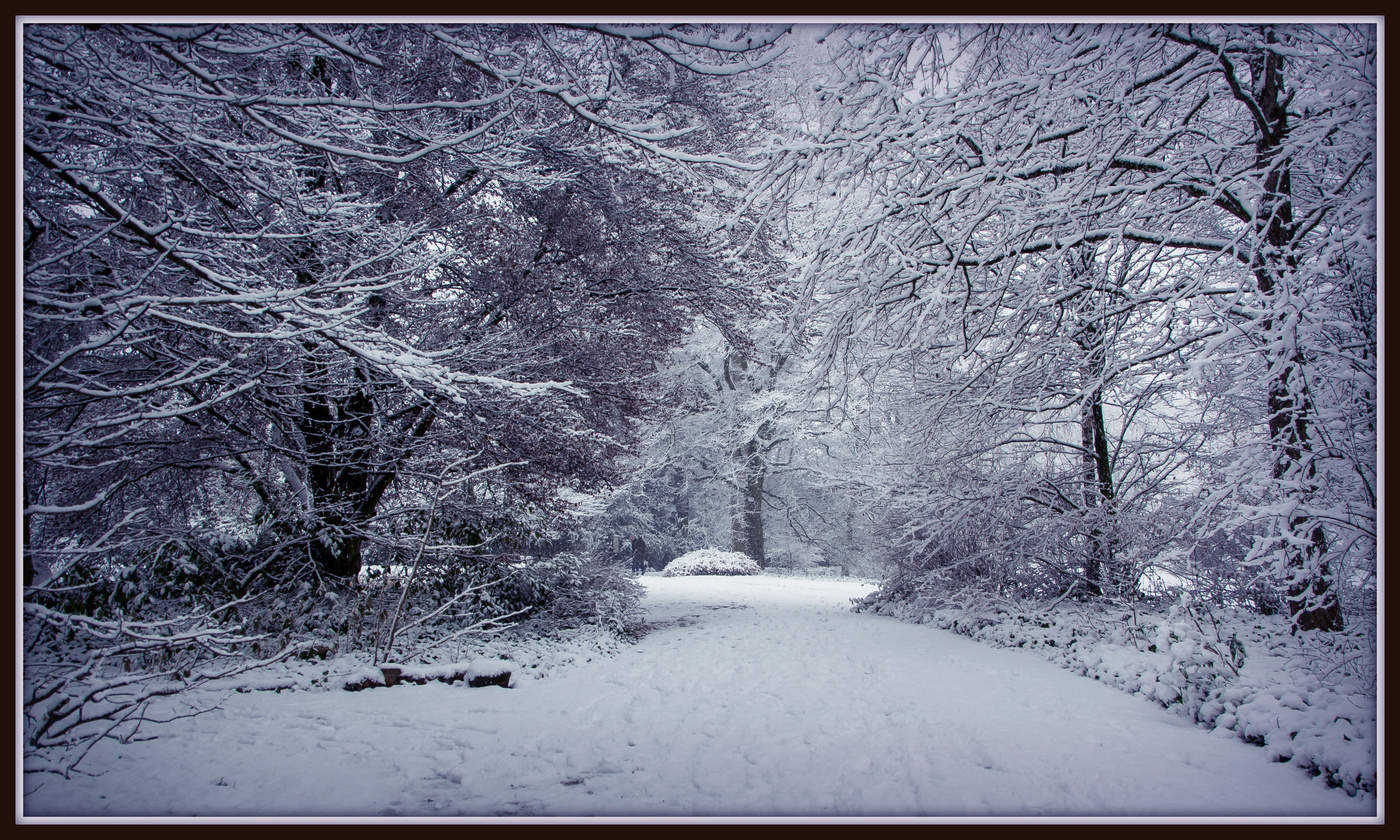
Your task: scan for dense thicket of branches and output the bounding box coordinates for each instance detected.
[24,22,780,584]
[740,23,1375,629]
[23,22,787,771]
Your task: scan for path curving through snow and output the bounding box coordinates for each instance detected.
[24,574,1374,818]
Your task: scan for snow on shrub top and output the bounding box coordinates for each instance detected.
[661,549,760,577]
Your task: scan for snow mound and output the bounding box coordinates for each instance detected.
[661,548,760,577]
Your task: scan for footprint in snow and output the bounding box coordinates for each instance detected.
[429,768,464,785]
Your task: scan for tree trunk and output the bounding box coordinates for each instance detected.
[1079,389,1111,596]
[1071,248,1127,599]
[1249,31,1342,632]
[731,437,766,567]
[723,350,768,568]
[294,234,377,578]
[669,465,691,543]
[298,345,375,577]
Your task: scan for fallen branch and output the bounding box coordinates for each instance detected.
[24,599,318,778]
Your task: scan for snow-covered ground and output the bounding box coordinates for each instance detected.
[22,574,1377,819]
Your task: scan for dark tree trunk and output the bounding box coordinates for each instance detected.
[668,465,691,544]
[299,381,373,578]
[1249,32,1342,632]
[732,437,767,567]
[1079,388,1114,596]
[292,228,378,579]
[723,350,768,568]
[301,413,373,575]
[297,325,375,576]
[1070,249,1127,599]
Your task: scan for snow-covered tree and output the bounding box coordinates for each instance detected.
[749,23,1375,627]
[24,21,782,581]
[23,21,787,773]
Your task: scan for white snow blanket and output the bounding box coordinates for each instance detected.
[22,575,1374,818]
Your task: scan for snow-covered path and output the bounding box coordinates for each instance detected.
[24,575,1372,818]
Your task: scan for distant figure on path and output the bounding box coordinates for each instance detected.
[630,535,647,575]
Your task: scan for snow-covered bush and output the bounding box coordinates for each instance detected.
[348,550,646,664]
[512,552,645,639]
[661,548,761,577]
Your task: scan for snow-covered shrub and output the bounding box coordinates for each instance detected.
[29,530,257,623]
[349,550,645,664]
[513,552,645,639]
[1143,599,1247,709]
[852,569,1017,630]
[661,548,760,577]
